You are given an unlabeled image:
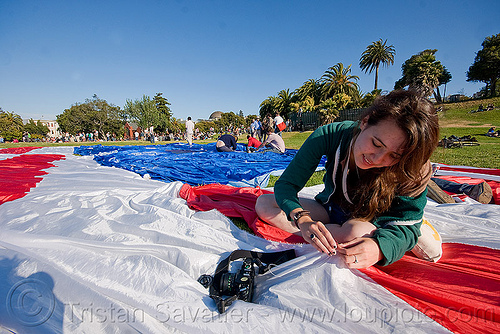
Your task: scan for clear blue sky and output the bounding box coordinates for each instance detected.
[1,0,499,122]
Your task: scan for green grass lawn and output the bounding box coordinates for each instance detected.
[433,97,500,169]
[432,126,500,169]
[437,96,500,127]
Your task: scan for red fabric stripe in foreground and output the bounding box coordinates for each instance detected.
[180,183,500,334]
[0,146,42,154]
[362,243,500,334]
[0,154,65,205]
[179,183,305,244]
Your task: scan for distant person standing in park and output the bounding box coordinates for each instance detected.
[250,118,258,138]
[255,117,263,141]
[262,114,274,142]
[149,125,155,143]
[185,117,195,145]
[251,118,262,139]
[274,112,286,135]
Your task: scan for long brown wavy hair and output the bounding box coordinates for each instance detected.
[348,89,439,220]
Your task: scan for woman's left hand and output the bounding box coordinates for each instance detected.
[337,237,383,269]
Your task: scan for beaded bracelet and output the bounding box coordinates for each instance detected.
[292,210,311,229]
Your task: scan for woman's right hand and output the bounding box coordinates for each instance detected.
[298,219,338,256]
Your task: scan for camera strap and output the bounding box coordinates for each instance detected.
[211,249,296,284]
[198,249,296,312]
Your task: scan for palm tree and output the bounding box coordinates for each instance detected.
[435,67,452,103]
[276,89,296,116]
[320,63,360,99]
[294,79,323,106]
[0,110,24,141]
[395,49,444,98]
[360,39,396,90]
[259,96,279,117]
[316,93,351,125]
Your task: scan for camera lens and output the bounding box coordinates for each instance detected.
[220,273,237,295]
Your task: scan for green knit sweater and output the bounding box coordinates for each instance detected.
[275,121,427,265]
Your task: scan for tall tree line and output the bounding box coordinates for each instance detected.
[56,93,180,138]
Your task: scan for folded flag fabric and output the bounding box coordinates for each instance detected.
[74,143,326,187]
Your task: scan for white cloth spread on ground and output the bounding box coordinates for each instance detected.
[0,147,498,333]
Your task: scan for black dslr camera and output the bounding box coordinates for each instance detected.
[219,257,255,303]
[198,249,296,313]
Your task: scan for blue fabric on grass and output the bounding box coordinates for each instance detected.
[74,143,327,187]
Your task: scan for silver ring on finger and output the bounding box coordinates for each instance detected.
[353,255,358,264]
[310,233,316,240]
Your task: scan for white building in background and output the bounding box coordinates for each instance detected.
[39,120,61,138]
[23,119,62,138]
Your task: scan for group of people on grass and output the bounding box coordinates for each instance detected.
[213,112,287,153]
